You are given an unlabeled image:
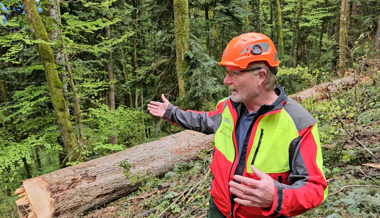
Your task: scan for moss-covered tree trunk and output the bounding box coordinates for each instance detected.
[275,0,284,58]
[293,0,302,68]
[339,0,348,77]
[22,0,80,162]
[251,0,261,32]
[54,0,84,146]
[173,0,189,98]
[244,2,249,33]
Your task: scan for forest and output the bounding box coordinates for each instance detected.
[0,0,379,217]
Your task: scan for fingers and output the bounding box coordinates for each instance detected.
[229,181,258,198]
[250,165,267,179]
[232,175,260,188]
[161,94,169,104]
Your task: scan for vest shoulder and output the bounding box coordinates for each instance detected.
[283,98,316,132]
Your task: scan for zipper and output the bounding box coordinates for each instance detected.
[229,113,262,217]
[251,128,264,165]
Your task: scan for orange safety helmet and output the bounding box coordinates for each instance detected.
[219,33,280,70]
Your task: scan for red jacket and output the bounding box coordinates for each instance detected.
[164,86,328,217]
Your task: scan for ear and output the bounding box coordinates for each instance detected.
[257,68,267,85]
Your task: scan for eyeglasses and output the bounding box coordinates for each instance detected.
[225,67,262,79]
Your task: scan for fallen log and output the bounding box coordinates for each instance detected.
[14,130,214,218]
[289,74,357,102]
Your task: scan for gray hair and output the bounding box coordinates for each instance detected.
[246,62,277,90]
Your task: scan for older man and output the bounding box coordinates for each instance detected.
[147,33,327,218]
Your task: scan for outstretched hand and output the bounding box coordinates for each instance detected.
[229,165,274,208]
[147,94,170,118]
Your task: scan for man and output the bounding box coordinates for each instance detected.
[147,33,327,218]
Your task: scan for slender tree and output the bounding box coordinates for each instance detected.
[293,0,302,68]
[275,0,284,58]
[244,1,249,33]
[54,0,85,145]
[173,0,189,98]
[339,0,348,76]
[375,18,380,51]
[21,0,81,162]
[103,0,117,144]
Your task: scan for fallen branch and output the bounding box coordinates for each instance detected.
[328,185,380,196]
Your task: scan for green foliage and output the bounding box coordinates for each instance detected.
[83,105,152,156]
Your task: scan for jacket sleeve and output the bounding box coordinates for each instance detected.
[261,124,328,217]
[162,102,224,135]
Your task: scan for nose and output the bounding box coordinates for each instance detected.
[224,74,232,85]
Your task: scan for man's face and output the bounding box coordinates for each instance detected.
[223,66,262,103]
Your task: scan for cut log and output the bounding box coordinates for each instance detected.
[14,130,214,218]
[289,74,357,102]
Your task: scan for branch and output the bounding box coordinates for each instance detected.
[328,185,380,196]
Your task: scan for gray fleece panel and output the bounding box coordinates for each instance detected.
[284,98,316,132]
[163,104,222,135]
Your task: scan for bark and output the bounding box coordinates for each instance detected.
[375,18,380,51]
[120,46,133,107]
[47,0,69,115]
[339,0,348,76]
[275,0,284,58]
[244,2,249,33]
[289,74,357,102]
[21,0,81,161]
[205,4,210,55]
[54,0,84,145]
[317,0,328,69]
[173,0,189,98]
[103,0,117,144]
[132,0,139,109]
[251,0,261,32]
[293,0,302,68]
[14,130,214,218]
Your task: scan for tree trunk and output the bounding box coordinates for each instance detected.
[275,0,284,58]
[251,0,261,32]
[339,0,348,77]
[244,2,249,33]
[55,0,84,145]
[47,0,70,115]
[173,0,189,98]
[205,4,210,55]
[293,0,302,68]
[290,74,358,102]
[21,0,81,162]
[317,0,328,69]
[375,18,380,51]
[103,0,117,144]
[14,130,214,218]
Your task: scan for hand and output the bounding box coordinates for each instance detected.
[229,165,274,208]
[147,94,170,118]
